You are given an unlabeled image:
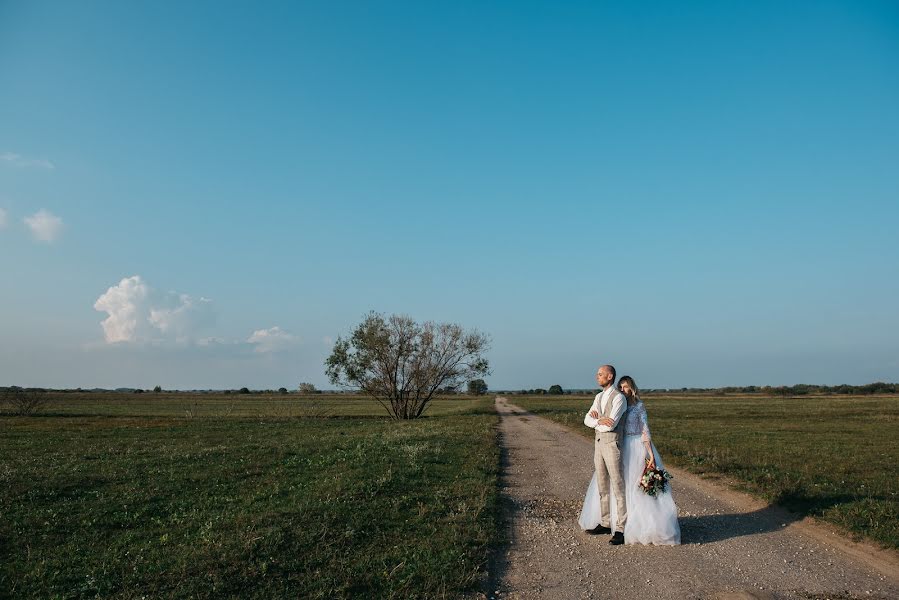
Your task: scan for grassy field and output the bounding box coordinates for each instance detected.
[10,391,488,419]
[0,394,499,599]
[513,393,899,550]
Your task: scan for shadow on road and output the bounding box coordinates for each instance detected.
[680,504,803,544]
[481,399,518,599]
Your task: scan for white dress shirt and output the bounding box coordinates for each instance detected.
[583,386,626,431]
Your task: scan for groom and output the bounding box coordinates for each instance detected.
[585,364,627,545]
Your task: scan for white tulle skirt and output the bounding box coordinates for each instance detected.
[578,435,681,545]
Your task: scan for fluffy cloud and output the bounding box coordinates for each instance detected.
[94,276,150,343]
[94,277,303,357]
[0,208,7,229]
[94,276,215,344]
[0,152,55,169]
[24,209,64,242]
[248,326,298,353]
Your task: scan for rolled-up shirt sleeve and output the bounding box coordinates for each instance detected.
[583,393,601,428]
[596,391,626,432]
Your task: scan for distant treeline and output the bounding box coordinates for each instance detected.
[506,382,899,396]
[0,386,335,395]
[676,382,899,396]
[2,382,898,396]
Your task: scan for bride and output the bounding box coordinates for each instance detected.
[579,375,681,545]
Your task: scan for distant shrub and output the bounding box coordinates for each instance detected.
[153,385,162,393]
[2,388,50,416]
[238,387,250,395]
[467,379,488,395]
[278,387,288,394]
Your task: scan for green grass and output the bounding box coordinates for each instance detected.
[0,395,499,599]
[512,393,899,549]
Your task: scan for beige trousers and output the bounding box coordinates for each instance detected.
[594,431,627,532]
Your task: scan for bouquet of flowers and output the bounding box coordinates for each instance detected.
[639,459,672,496]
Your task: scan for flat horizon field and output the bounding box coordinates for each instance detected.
[2,391,897,599]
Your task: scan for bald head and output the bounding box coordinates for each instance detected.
[596,364,616,388]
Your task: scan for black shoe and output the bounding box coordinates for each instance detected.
[585,524,612,535]
[609,531,624,545]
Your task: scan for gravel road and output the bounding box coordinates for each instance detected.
[487,397,899,600]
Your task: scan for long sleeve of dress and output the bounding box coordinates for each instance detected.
[638,404,651,443]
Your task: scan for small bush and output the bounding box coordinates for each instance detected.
[467,379,488,395]
[3,388,50,416]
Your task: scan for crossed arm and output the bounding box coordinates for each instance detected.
[587,392,626,432]
[587,395,656,467]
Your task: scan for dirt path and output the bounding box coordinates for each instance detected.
[489,397,899,600]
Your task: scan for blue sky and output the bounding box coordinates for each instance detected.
[1,1,898,390]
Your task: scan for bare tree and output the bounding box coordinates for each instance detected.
[297,382,317,394]
[325,312,490,419]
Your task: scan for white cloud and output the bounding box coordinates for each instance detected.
[94,276,215,344]
[94,276,151,343]
[24,209,64,242]
[248,326,298,353]
[1,152,55,169]
[0,208,7,229]
[93,277,303,358]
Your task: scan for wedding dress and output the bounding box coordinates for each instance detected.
[579,401,681,545]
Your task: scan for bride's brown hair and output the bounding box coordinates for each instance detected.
[618,375,639,401]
